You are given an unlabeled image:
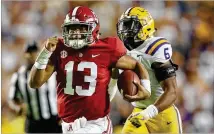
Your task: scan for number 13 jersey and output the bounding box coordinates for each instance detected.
[50,37,126,123]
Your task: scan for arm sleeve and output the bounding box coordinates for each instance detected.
[110,38,127,67]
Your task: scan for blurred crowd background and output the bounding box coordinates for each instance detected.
[1,1,214,133]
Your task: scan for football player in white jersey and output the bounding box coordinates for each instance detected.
[116,7,182,133]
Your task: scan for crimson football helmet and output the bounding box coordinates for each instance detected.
[61,6,100,49]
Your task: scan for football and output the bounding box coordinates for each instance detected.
[117,70,140,96]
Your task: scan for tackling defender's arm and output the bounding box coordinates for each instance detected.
[29,37,58,88]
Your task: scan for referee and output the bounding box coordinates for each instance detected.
[8,41,62,133]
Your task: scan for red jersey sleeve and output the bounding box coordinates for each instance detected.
[110,37,127,67]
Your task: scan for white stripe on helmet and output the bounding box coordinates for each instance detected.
[72,6,80,20]
[125,7,132,15]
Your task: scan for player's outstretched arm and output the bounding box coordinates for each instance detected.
[115,55,151,101]
[29,37,58,88]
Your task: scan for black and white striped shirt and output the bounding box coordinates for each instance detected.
[8,65,58,121]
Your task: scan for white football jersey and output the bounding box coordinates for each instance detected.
[127,36,173,109]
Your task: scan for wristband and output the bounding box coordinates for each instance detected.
[143,105,158,119]
[34,47,52,69]
[141,79,151,94]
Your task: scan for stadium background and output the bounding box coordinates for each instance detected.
[1,1,214,133]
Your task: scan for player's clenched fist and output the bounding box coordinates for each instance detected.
[34,36,58,70]
[45,36,58,52]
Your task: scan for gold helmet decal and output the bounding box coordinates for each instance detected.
[131,7,155,40]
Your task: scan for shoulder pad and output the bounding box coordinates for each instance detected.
[145,37,172,63]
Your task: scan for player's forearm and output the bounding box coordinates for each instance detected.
[136,85,176,120]
[154,88,177,112]
[29,46,54,88]
[29,67,47,88]
[134,62,149,80]
[154,77,177,112]
[134,62,151,98]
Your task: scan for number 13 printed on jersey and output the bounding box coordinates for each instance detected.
[64,61,97,96]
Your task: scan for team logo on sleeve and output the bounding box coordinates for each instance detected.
[61,50,68,58]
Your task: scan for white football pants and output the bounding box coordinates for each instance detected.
[61,115,112,133]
